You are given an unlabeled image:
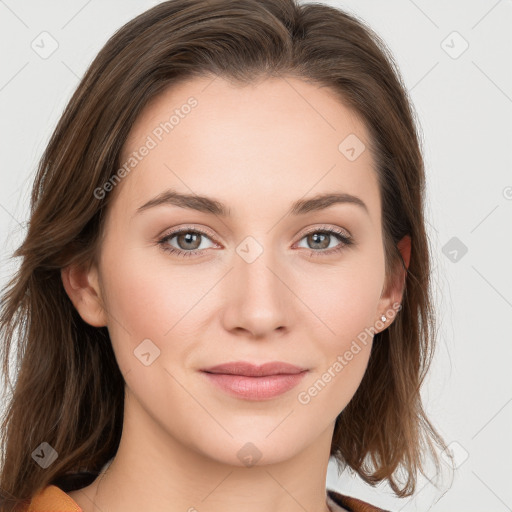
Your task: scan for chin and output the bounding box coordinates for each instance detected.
[194,433,306,468]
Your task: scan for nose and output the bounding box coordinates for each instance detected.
[220,243,293,338]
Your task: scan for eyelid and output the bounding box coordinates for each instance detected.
[296,223,352,239]
[158,224,221,243]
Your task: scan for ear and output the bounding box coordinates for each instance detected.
[397,234,411,270]
[61,262,108,327]
[376,234,411,328]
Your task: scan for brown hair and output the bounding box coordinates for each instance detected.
[0,0,449,509]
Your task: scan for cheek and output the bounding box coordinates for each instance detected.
[294,252,384,402]
[103,235,205,316]
[98,245,195,371]
[98,242,227,383]
[294,268,379,418]
[304,254,385,344]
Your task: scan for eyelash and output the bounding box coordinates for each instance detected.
[157,224,354,259]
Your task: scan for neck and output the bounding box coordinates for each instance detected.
[84,390,336,512]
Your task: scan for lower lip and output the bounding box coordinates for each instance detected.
[201,371,308,400]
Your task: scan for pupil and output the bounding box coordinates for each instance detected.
[180,232,200,249]
[310,233,329,249]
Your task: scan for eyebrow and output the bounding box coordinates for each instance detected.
[135,189,369,217]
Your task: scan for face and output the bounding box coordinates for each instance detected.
[76,75,400,467]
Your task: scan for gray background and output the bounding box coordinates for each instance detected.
[0,1,511,511]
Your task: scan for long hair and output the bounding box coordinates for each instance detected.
[0,0,448,509]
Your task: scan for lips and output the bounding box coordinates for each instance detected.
[200,361,310,400]
[201,361,307,377]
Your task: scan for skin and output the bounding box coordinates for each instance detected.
[62,75,410,512]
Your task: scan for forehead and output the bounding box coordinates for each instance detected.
[113,75,379,222]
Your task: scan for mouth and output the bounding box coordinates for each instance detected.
[200,361,308,377]
[200,361,309,400]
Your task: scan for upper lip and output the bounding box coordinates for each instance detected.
[201,361,308,377]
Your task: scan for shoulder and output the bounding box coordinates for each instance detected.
[327,488,392,512]
[26,485,82,512]
[27,484,390,512]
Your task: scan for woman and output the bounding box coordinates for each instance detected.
[0,1,450,511]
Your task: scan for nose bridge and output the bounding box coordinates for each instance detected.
[224,233,291,334]
[234,233,282,296]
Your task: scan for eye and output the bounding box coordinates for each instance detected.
[157,224,354,259]
[295,225,354,257]
[157,227,218,258]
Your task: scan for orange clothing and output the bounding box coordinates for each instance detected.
[26,485,80,511]
[26,484,389,512]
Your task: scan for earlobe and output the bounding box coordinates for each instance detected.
[61,263,108,327]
